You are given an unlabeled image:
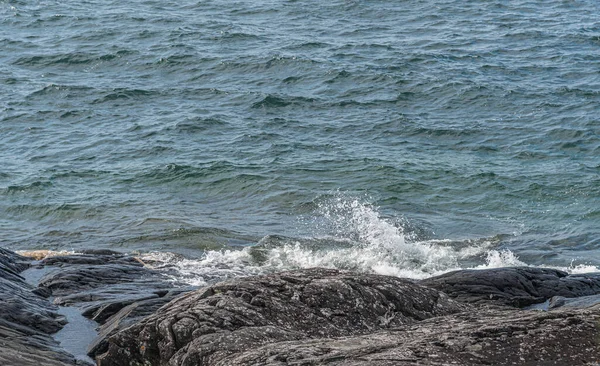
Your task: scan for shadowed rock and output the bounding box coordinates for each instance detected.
[0,247,30,282]
[0,249,76,366]
[96,268,467,366]
[32,251,196,360]
[87,288,194,358]
[38,253,178,317]
[420,267,600,307]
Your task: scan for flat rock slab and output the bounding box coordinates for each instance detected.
[549,293,600,309]
[420,267,600,307]
[97,268,467,366]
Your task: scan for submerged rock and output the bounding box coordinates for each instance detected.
[96,268,467,366]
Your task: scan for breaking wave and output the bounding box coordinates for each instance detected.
[137,196,600,287]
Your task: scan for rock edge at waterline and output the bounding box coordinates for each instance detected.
[2,247,600,365]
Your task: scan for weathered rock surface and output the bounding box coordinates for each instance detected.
[33,251,195,359]
[420,267,600,307]
[97,267,600,366]
[87,287,193,358]
[1,248,192,365]
[96,268,467,366]
[0,249,76,366]
[548,293,600,310]
[38,252,180,317]
[5,245,600,366]
[220,307,600,365]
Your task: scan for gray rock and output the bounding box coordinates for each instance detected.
[0,248,191,365]
[219,307,600,365]
[5,245,600,366]
[96,268,467,366]
[549,293,600,309]
[0,247,30,282]
[34,252,197,360]
[0,248,76,366]
[39,253,179,317]
[87,288,194,358]
[420,267,600,307]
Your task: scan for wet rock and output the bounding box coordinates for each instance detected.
[38,253,177,312]
[0,248,76,366]
[549,293,600,309]
[32,252,196,361]
[5,245,600,366]
[87,288,194,358]
[0,247,30,282]
[96,268,467,366]
[420,267,600,307]
[41,253,144,268]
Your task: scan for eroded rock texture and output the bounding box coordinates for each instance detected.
[97,268,467,366]
[221,307,600,365]
[420,267,600,307]
[97,267,600,366]
[4,245,600,366]
[34,251,193,358]
[0,249,75,366]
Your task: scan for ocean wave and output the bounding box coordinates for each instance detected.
[12,51,132,67]
[137,197,600,287]
[251,94,317,109]
[92,88,160,104]
[27,84,94,98]
[2,180,52,195]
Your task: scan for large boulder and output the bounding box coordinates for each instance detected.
[96,268,467,366]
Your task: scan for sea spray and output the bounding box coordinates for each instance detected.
[142,197,566,285]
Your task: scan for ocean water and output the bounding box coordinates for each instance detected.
[1,0,599,284]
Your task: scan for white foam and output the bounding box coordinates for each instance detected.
[139,197,600,286]
[138,249,260,286]
[476,249,527,269]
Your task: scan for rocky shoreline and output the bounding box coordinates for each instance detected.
[2,247,600,365]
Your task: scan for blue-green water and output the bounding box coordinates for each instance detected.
[1,0,599,282]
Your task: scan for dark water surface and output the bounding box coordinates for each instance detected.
[2,0,599,281]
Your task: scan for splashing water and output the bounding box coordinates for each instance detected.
[139,196,600,286]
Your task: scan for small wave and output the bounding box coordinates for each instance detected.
[92,88,159,104]
[3,180,52,194]
[27,84,94,98]
[251,94,316,108]
[12,52,129,67]
[172,117,228,133]
[13,53,92,66]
